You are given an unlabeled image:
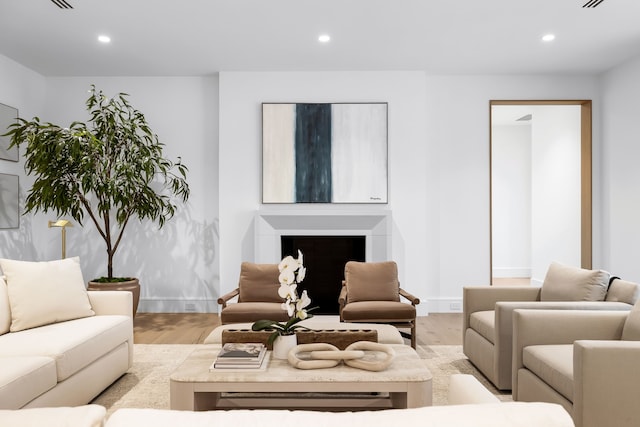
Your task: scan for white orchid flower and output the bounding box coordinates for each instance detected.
[296,250,304,268]
[278,282,297,299]
[278,269,295,286]
[295,290,311,319]
[278,255,296,273]
[281,300,295,317]
[296,266,306,283]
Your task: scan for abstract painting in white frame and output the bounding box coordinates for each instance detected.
[262,102,388,204]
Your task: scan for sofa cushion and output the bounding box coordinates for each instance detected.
[540,261,609,302]
[344,261,400,303]
[469,310,495,344]
[0,257,94,332]
[606,278,640,305]
[0,276,10,335]
[621,300,640,341]
[0,314,131,381]
[0,356,56,409]
[0,405,106,427]
[238,262,282,303]
[522,344,574,402]
[105,403,575,427]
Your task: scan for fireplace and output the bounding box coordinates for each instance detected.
[281,235,366,314]
[254,209,393,313]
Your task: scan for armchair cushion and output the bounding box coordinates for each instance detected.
[540,262,609,302]
[469,310,495,344]
[238,262,282,303]
[220,302,289,324]
[344,261,399,303]
[341,300,415,322]
[523,345,574,402]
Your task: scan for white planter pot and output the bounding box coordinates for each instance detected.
[272,334,297,360]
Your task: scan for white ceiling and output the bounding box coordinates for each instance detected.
[1,0,640,77]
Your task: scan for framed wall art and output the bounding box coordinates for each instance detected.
[0,173,19,229]
[0,103,19,162]
[262,102,388,204]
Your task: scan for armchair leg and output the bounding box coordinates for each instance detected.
[411,323,416,349]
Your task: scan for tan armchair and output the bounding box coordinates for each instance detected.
[338,261,420,348]
[217,262,289,324]
[463,264,638,390]
[512,304,640,427]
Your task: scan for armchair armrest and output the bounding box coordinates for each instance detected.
[338,282,347,321]
[574,340,640,427]
[512,309,628,394]
[217,288,240,309]
[399,288,420,305]
[463,286,541,334]
[492,300,632,388]
[88,291,133,318]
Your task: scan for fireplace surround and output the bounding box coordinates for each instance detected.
[254,210,392,314]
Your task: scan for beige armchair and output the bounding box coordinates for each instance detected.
[338,261,420,348]
[463,264,639,390]
[512,304,640,427]
[217,262,289,324]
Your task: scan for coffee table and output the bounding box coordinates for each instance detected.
[170,344,432,411]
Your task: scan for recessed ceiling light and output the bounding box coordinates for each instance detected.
[318,34,331,43]
[542,34,556,42]
[98,35,111,44]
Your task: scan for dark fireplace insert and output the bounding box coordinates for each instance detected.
[281,235,366,315]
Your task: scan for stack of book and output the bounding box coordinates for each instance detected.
[211,342,268,370]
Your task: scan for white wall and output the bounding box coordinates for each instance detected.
[425,75,599,311]
[530,106,581,283]
[7,76,220,312]
[601,55,640,282]
[218,72,433,314]
[1,55,606,313]
[0,55,46,263]
[492,125,532,278]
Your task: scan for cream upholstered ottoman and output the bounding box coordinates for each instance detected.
[204,320,405,345]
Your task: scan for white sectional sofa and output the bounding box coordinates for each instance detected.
[0,258,134,409]
[0,375,576,427]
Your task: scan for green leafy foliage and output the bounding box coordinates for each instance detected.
[5,85,190,278]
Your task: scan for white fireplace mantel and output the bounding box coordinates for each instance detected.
[254,209,392,263]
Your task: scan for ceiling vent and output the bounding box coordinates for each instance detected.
[583,0,605,7]
[50,0,73,9]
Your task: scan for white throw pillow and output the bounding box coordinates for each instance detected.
[540,261,609,302]
[0,276,10,335]
[0,257,95,332]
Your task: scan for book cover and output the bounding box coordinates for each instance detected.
[210,351,270,371]
[217,343,266,361]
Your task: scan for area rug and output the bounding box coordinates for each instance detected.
[91,344,512,416]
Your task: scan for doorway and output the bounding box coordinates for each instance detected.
[490,100,592,285]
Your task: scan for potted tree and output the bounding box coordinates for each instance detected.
[6,85,190,316]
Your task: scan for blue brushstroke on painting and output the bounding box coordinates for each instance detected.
[295,104,332,202]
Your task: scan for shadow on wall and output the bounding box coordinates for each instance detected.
[0,186,38,261]
[70,203,219,311]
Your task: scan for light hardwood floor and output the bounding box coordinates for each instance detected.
[133,313,464,346]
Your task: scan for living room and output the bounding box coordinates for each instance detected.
[1,1,640,425]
